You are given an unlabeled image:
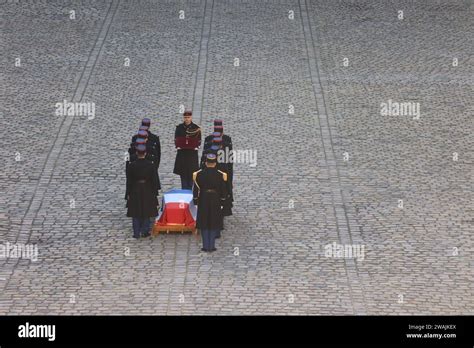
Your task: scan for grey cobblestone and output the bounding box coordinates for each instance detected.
[0,0,472,315]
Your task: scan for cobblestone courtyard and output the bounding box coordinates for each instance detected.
[1,0,473,315]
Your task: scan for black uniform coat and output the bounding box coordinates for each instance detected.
[204,134,233,191]
[202,134,234,216]
[131,131,161,167]
[192,166,227,230]
[126,158,159,218]
[126,140,161,192]
[173,122,201,176]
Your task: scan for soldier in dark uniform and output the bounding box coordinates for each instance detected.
[212,136,233,218]
[131,121,160,165]
[173,110,201,189]
[199,144,222,239]
[126,130,161,192]
[200,143,219,168]
[126,144,159,239]
[204,119,232,154]
[193,153,227,252]
[204,120,233,208]
[132,126,159,161]
[203,131,221,153]
[137,118,161,167]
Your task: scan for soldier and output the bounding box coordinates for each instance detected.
[193,153,227,252]
[200,142,220,168]
[205,119,233,209]
[131,123,160,166]
[173,110,201,189]
[127,130,161,192]
[126,130,148,174]
[200,136,233,238]
[199,144,222,240]
[139,118,161,167]
[204,119,232,154]
[126,144,159,239]
[203,131,222,151]
[212,136,233,218]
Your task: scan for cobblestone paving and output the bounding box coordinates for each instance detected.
[0,0,472,315]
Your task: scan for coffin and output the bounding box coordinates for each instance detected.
[153,189,197,234]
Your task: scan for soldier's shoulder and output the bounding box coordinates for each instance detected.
[192,169,202,180]
[217,170,228,181]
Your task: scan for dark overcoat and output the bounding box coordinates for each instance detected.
[126,141,161,191]
[192,166,227,230]
[173,122,201,176]
[202,133,234,216]
[126,158,159,218]
[131,131,161,167]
